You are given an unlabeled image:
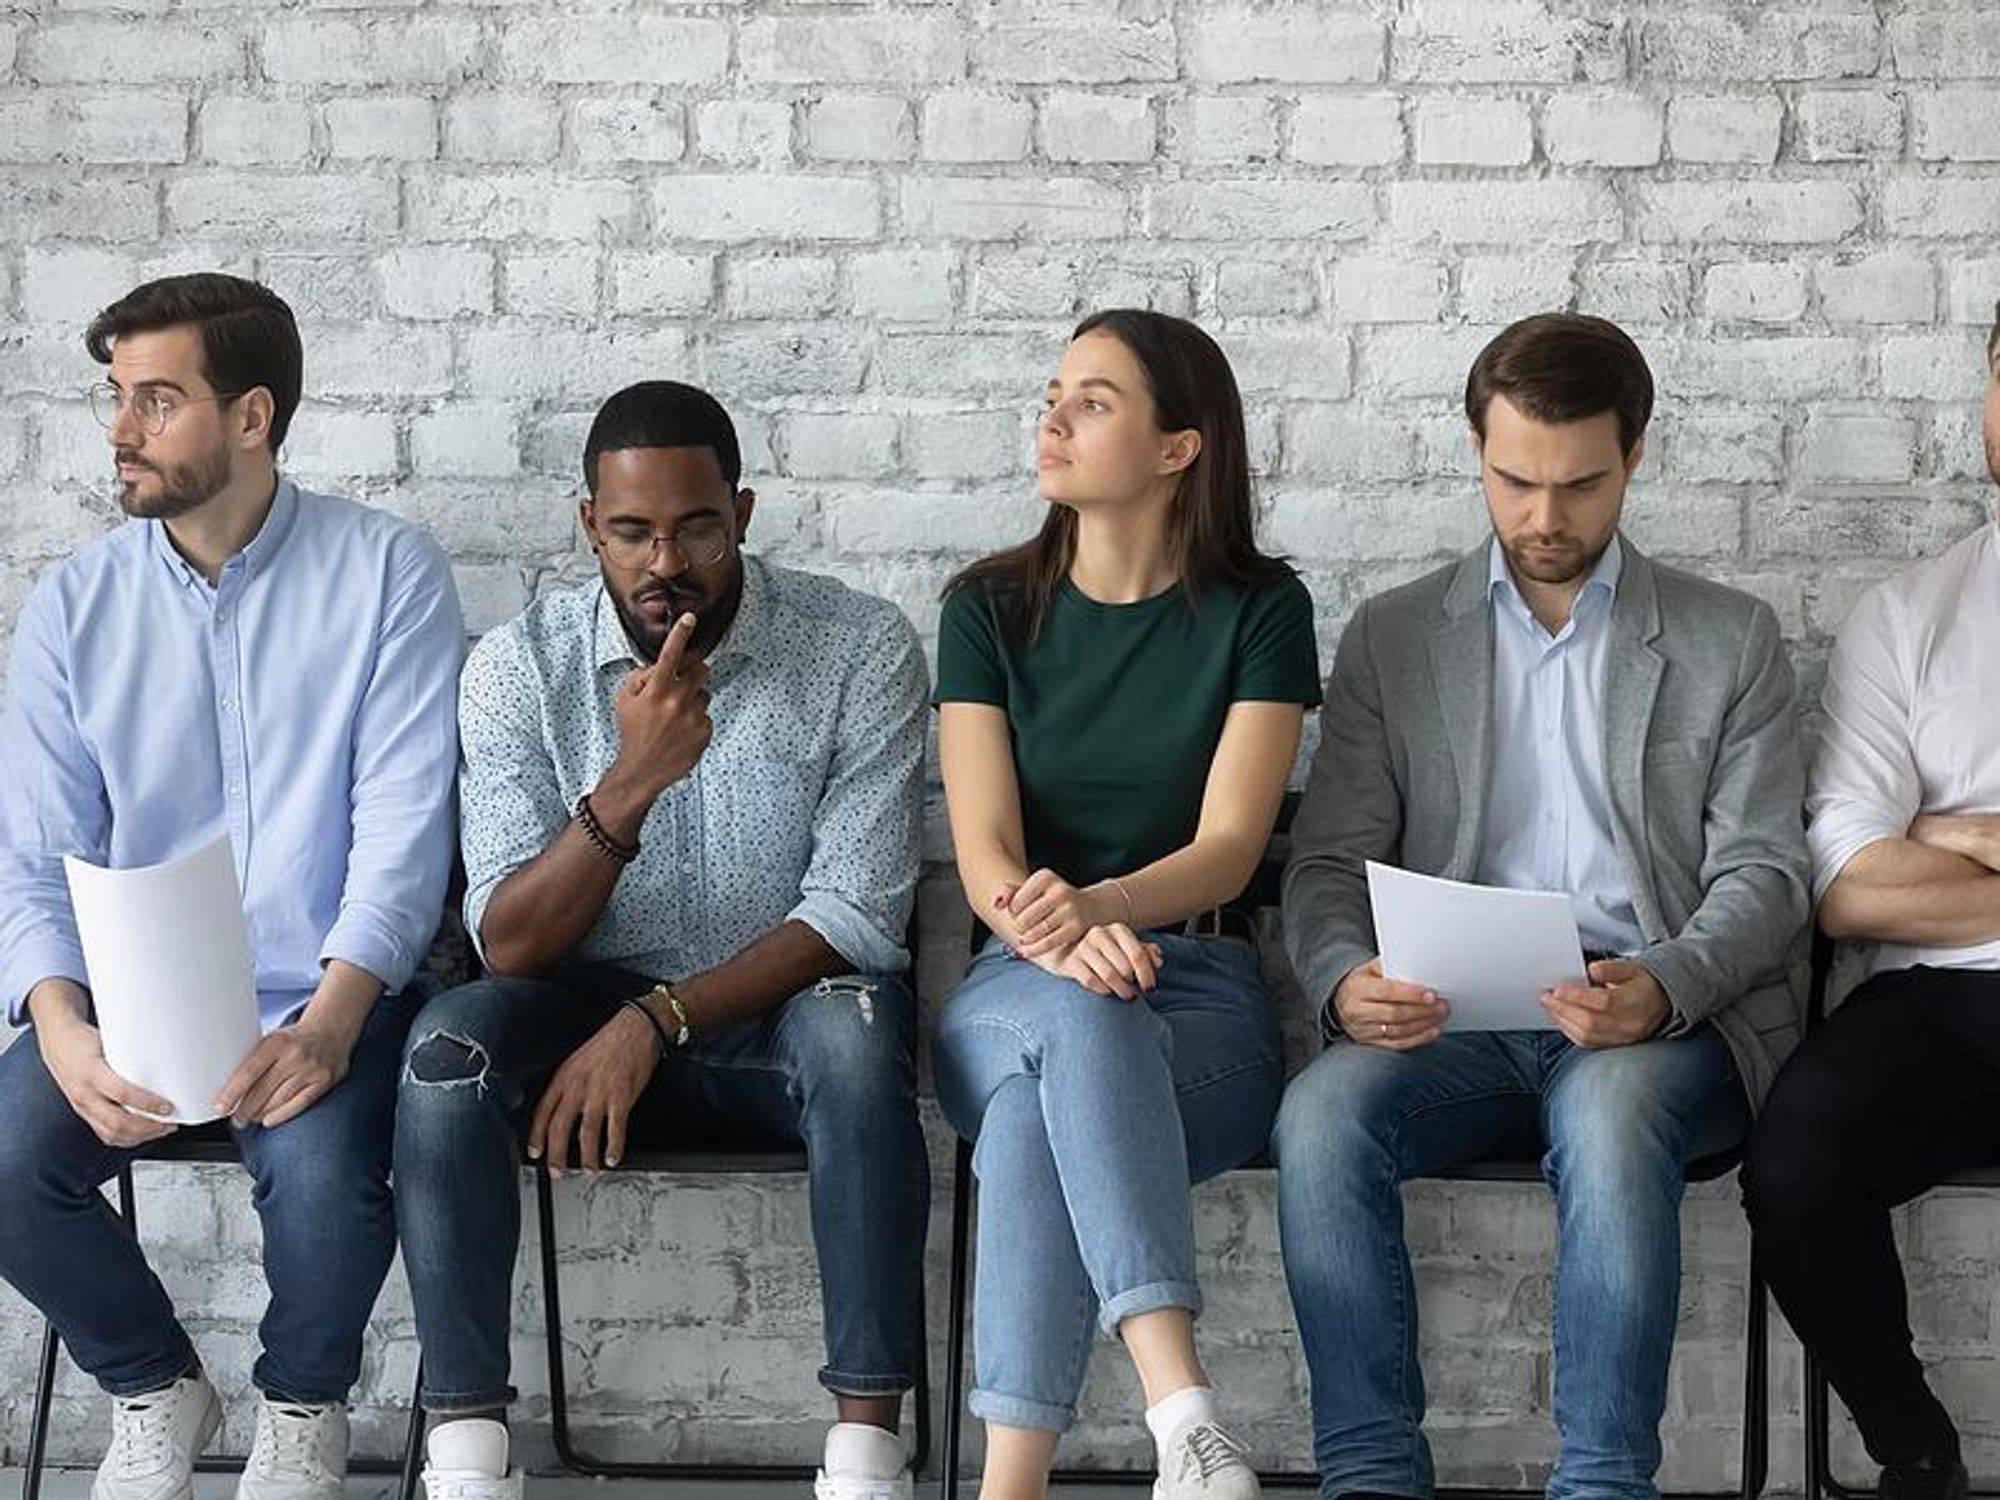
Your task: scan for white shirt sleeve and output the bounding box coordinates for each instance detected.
[1805,583,1919,903]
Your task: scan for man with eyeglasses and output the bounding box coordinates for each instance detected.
[394,380,931,1500]
[0,274,463,1500]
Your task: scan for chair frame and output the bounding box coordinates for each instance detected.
[531,1148,933,1484]
[21,1131,426,1500]
[1800,931,2000,1500]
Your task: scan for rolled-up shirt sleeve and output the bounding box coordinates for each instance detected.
[317,531,466,993]
[0,577,102,1025]
[1805,584,1918,904]
[788,604,928,974]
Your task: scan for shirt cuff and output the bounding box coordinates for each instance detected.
[789,891,908,977]
[4,941,90,1027]
[319,907,420,996]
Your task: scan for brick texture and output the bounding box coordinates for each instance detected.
[3,2,1999,1490]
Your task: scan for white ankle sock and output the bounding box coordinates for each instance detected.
[822,1421,905,1479]
[426,1418,509,1478]
[1144,1385,1219,1451]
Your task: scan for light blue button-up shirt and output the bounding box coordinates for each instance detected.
[1474,534,1644,957]
[457,556,927,979]
[0,480,465,1029]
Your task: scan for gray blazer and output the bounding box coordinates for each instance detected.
[1282,537,1811,1108]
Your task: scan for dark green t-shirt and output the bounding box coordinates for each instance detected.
[934,570,1323,888]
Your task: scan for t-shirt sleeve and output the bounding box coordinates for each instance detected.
[932,581,1009,707]
[1233,572,1324,706]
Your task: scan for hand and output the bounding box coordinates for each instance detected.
[1909,812,2000,873]
[215,1018,356,1128]
[1054,925,1164,1002]
[608,613,713,803]
[1541,959,1673,1049]
[35,1005,179,1147]
[528,1006,662,1174]
[1331,958,1450,1050]
[999,869,1117,958]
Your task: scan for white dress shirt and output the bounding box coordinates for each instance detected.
[1474,534,1645,957]
[1808,519,2000,978]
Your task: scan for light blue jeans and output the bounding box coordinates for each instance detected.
[934,931,1286,1432]
[1271,1027,1748,1500]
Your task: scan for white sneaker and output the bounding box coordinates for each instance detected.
[420,1418,523,1500]
[92,1373,222,1500]
[236,1397,348,1500]
[813,1421,912,1500]
[1151,1419,1261,1500]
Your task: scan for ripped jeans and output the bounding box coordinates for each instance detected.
[392,962,928,1415]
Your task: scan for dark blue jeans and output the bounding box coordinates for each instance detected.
[0,993,416,1402]
[394,962,929,1415]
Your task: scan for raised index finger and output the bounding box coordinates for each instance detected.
[646,612,699,693]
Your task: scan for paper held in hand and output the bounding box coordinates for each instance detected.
[64,835,262,1124]
[1365,861,1589,1031]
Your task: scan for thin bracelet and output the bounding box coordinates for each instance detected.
[619,996,669,1058]
[575,793,639,864]
[1108,876,1137,925]
[649,981,693,1048]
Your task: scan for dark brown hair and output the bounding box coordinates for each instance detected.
[1989,298,1999,367]
[85,273,302,452]
[1465,312,1655,457]
[942,308,1288,641]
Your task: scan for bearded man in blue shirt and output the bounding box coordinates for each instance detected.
[394,380,931,1500]
[0,274,464,1500]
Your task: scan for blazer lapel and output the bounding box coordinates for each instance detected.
[1427,547,1494,880]
[1603,540,1670,939]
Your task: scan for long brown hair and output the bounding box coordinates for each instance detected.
[942,308,1289,642]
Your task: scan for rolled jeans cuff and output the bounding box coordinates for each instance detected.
[820,1365,915,1398]
[969,1385,1077,1433]
[1099,1277,1202,1338]
[100,1345,203,1400]
[422,1381,519,1417]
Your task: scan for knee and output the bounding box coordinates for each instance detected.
[397,984,515,1137]
[1272,1052,1396,1196]
[788,978,913,1112]
[1742,1071,1853,1228]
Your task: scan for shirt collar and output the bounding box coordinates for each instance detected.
[147,477,301,590]
[1487,532,1623,619]
[591,554,773,670]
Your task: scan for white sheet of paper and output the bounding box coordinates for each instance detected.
[1366,861,1589,1031]
[64,835,262,1124]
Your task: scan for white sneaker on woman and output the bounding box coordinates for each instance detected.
[1152,1418,1262,1499]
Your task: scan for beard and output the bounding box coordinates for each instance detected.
[1500,531,1608,588]
[114,444,232,521]
[606,561,742,663]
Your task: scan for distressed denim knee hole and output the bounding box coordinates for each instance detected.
[405,1031,492,1091]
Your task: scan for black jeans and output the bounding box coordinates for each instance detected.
[1744,965,2000,1466]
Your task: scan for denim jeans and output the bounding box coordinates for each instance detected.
[932,932,1286,1433]
[0,992,417,1402]
[394,961,929,1414]
[1271,1027,1748,1500]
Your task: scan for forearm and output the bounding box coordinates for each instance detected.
[1113,830,1267,931]
[1820,837,2000,946]
[950,836,1034,947]
[478,764,657,977]
[667,919,849,1033]
[25,977,89,1034]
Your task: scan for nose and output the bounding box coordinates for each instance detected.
[1040,401,1070,438]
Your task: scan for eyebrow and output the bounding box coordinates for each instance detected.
[108,378,191,396]
[1490,463,1611,489]
[1045,376,1127,397]
[594,502,730,524]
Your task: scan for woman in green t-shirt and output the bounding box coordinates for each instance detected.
[932,308,1323,1498]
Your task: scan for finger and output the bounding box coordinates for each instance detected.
[93,1095,176,1146]
[258,1072,320,1136]
[1545,984,1613,1013]
[1076,942,1137,1001]
[101,1069,178,1121]
[1110,926,1157,990]
[605,1102,628,1170]
[527,1080,561,1162]
[1016,921,1082,959]
[1012,869,1057,909]
[1541,995,1596,1046]
[1012,891,1064,934]
[622,667,650,697]
[233,1059,301,1127]
[648,613,699,689]
[577,1101,605,1174]
[992,883,1019,912]
[544,1092,579,1176]
[213,1038,280,1113]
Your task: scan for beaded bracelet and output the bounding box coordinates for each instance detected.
[575,793,640,864]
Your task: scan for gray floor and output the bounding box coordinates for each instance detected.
[0,1474,1152,1499]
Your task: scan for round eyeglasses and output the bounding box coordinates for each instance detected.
[87,382,245,438]
[595,516,733,571]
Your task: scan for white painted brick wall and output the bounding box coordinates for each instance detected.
[3,2,1999,1489]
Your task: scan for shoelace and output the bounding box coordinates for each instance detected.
[1177,1423,1247,1481]
[249,1407,328,1481]
[107,1394,180,1477]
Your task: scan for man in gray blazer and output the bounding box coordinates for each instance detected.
[1273,313,1808,1500]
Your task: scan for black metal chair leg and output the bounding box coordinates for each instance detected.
[1742,1248,1769,1500]
[940,1138,973,1500]
[398,1358,429,1500]
[23,1319,61,1500]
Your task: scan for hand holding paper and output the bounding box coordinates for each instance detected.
[64,835,263,1125]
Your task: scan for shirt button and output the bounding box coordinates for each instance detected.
[219,697,234,712]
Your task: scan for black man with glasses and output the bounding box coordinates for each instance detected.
[0,273,463,1500]
[393,380,931,1500]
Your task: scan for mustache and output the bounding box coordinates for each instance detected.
[114,451,158,473]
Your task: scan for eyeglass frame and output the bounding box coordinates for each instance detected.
[587,510,736,571]
[86,381,249,438]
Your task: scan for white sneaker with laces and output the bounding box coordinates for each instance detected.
[235,1397,348,1500]
[1151,1419,1261,1500]
[419,1417,523,1500]
[92,1372,222,1500]
[813,1421,912,1500]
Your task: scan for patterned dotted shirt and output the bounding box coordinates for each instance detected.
[458,555,928,979]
